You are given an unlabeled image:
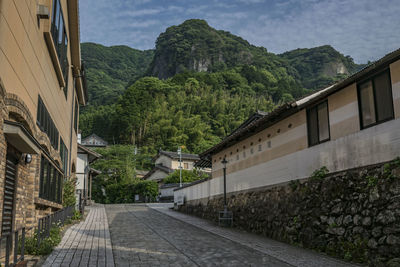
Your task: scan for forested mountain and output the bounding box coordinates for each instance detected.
[280,45,364,90]
[81,43,154,106]
[80,19,364,158]
[147,19,297,79]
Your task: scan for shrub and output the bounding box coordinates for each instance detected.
[23,226,62,255]
[63,176,77,207]
[310,166,329,181]
[72,210,82,221]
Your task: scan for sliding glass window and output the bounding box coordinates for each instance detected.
[358,70,394,129]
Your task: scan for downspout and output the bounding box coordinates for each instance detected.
[68,73,76,177]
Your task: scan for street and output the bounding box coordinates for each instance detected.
[107,204,290,266]
[43,204,355,267]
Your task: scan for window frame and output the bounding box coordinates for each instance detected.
[39,155,63,204]
[307,100,331,147]
[51,0,69,98]
[357,69,394,130]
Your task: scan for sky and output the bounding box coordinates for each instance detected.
[79,0,400,64]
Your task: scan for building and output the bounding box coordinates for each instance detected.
[76,144,101,210]
[81,133,108,148]
[0,0,86,235]
[143,150,200,182]
[175,48,400,205]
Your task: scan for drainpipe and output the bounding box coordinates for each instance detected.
[68,72,76,177]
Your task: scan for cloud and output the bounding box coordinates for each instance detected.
[80,0,400,62]
[237,0,400,62]
[126,20,159,28]
[119,8,162,18]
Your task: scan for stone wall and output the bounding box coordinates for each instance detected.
[177,160,400,265]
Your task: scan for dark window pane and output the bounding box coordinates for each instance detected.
[42,162,48,198]
[374,72,394,122]
[40,156,45,197]
[318,102,330,141]
[359,81,376,127]
[308,107,318,146]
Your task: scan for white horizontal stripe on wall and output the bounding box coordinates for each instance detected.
[175,117,400,202]
[329,101,359,125]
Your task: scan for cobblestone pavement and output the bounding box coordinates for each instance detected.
[106,204,292,267]
[149,203,357,267]
[42,205,114,267]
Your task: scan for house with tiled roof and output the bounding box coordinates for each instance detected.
[143,150,200,182]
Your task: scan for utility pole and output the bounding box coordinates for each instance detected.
[133,146,137,178]
[178,147,182,187]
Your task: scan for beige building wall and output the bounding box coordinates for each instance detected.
[171,159,195,170]
[0,0,83,232]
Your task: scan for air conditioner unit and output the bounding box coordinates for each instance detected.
[37,5,50,19]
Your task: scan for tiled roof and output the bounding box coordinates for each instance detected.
[159,150,200,160]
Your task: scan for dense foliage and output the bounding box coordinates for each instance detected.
[163,169,209,184]
[148,19,299,79]
[81,43,154,106]
[280,45,364,90]
[80,20,364,203]
[89,145,157,203]
[81,68,299,153]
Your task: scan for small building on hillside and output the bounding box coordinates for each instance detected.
[76,144,102,210]
[81,133,108,148]
[143,150,200,182]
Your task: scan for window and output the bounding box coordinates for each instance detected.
[51,0,69,96]
[258,144,262,151]
[358,70,394,129]
[307,101,330,146]
[74,98,78,133]
[184,163,189,169]
[39,155,63,203]
[60,138,68,174]
[37,96,59,149]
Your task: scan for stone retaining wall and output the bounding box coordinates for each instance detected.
[177,160,400,265]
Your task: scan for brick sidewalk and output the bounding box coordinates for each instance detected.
[42,205,114,267]
[148,203,357,267]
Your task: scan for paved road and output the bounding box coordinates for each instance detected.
[106,204,291,267]
[43,204,355,266]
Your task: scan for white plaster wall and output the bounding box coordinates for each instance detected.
[76,153,87,190]
[171,160,195,170]
[175,117,400,202]
[160,186,177,197]
[76,153,87,173]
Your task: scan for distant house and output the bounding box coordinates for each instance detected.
[81,133,108,148]
[76,144,102,210]
[143,150,200,183]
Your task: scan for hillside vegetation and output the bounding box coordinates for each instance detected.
[80,19,363,157]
